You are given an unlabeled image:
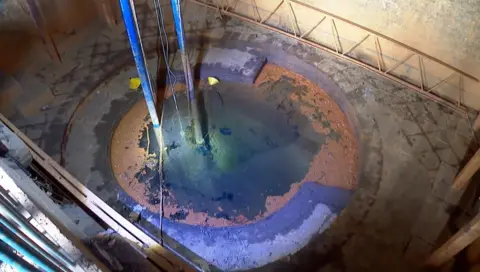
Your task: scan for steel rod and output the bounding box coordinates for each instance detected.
[171,0,203,144]
[260,0,283,23]
[332,19,342,53]
[119,0,164,150]
[290,0,479,83]
[188,0,467,115]
[427,73,456,93]
[374,36,384,71]
[300,16,326,38]
[250,0,261,21]
[285,0,299,36]
[418,55,425,90]
[343,34,369,55]
[384,52,414,74]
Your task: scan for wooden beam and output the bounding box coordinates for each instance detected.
[452,148,480,190]
[0,113,197,272]
[426,213,480,267]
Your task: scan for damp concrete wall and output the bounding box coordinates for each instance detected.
[208,0,480,109]
[1,0,480,121]
[0,2,475,269]
[0,0,104,120]
[0,0,100,74]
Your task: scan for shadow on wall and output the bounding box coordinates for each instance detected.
[0,0,103,118]
[0,0,100,71]
[0,30,36,74]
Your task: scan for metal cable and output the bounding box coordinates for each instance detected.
[153,0,185,136]
[152,0,180,243]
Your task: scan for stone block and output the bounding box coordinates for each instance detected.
[446,130,470,160]
[437,148,459,166]
[407,134,433,155]
[411,195,451,244]
[404,236,433,265]
[418,151,440,170]
[426,131,450,149]
[431,162,463,205]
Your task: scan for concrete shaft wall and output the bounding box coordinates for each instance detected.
[208,0,480,109]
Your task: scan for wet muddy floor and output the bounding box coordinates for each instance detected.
[110,64,358,227]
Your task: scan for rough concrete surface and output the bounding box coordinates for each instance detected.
[0,2,477,271]
[0,120,31,166]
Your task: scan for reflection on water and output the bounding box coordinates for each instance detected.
[134,81,329,221]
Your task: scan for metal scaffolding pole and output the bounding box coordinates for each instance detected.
[170,0,203,144]
[119,0,164,152]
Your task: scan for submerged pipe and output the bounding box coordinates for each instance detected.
[170,0,204,144]
[119,0,164,151]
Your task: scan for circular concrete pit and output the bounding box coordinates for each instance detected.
[64,43,359,270]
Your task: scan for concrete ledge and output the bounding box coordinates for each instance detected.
[120,182,351,270]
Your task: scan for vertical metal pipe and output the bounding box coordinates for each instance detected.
[119,0,164,150]
[170,0,203,144]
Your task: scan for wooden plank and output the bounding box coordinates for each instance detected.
[426,213,480,266]
[452,148,480,190]
[188,0,468,116]
[0,114,196,272]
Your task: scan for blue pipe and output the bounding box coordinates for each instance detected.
[119,0,161,130]
[170,0,203,143]
[0,246,35,272]
[170,0,186,52]
[0,202,73,269]
[170,0,195,101]
[0,227,56,272]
